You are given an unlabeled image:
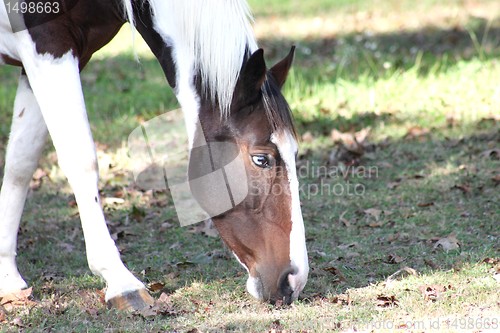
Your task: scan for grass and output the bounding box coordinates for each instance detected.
[1,0,499,332]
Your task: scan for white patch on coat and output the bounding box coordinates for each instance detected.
[271,131,309,300]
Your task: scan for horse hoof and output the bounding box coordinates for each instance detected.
[107,288,155,311]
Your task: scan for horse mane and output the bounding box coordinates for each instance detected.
[123,0,296,136]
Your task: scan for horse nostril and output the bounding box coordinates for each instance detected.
[278,269,295,305]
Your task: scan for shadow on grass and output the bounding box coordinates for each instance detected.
[1,17,498,145]
[260,18,500,80]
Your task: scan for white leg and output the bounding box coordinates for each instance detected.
[0,74,48,296]
[16,36,152,308]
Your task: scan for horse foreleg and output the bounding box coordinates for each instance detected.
[17,39,153,310]
[0,74,48,296]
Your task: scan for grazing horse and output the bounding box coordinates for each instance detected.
[0,0,308,310]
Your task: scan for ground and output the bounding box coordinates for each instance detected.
[0,0,499,332]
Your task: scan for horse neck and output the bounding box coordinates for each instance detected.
[131,0,259,145]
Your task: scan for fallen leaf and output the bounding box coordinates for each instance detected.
[345,251,360,259]
[387,233,400,243]
[384,253,405,264]
[418,284,452,301]
[387,181,400,189]
[364,208,382,220]
[270,319,283,331]
[323,266,347,282]
[378,161,393,169]
[433,234,460,251]
[132,292,178,318]
[482,257,500,267]
[9,317,24,328]
[417,202,434,207]
[331,294,351,306]
[376,294,398,307]
[404,126,430,140]
[159,221,174,232]
[337,242,359,250]
[0,307,6,323]
[460,211,471,217]
[0,288,36,311]
[385,267,417,282]
[188,219,218,237]
[328,128,372,166]
[30,168,49,190]
[147,282,165,292]
[103,197,125,205]
[480,148,499,160]
[452,184,471,194]
[424,258,439,269]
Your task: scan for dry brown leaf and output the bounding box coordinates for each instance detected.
[386,181,400,189]
[418,284,452,301]
[376,294,398,307]
[345,251,360,259]
[331,294,351,306]
[417,202,434,207]
[385,253,405,264]
[132,292,178,318]
[329,128,372,166]
[30,168,49,190]
[404,126,430,140]
[159,221,174,232]
[0,287,36,311]
[337,242,359,250]
[188,219,218,237]
[433,234,460,251]
[103,197,125,205]
[323,266,347,282]
[452,184,471,194]
[386,267,417,282]
[387,233,400,243]
[378,161,394,169]
[147,282,165,292]
[0,306,7,323]
[364,208,382,220]
[480,148,500,159]
[424,258,439,269]
[9,317,24,328]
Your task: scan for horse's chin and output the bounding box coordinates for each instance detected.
[246,275,263,300]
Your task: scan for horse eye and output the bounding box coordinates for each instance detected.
[251,154,271,168]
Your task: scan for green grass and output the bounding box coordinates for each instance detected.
[1,0,499,332]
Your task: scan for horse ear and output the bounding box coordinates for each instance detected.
[234,49,267,106]
[269,46,295,89]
